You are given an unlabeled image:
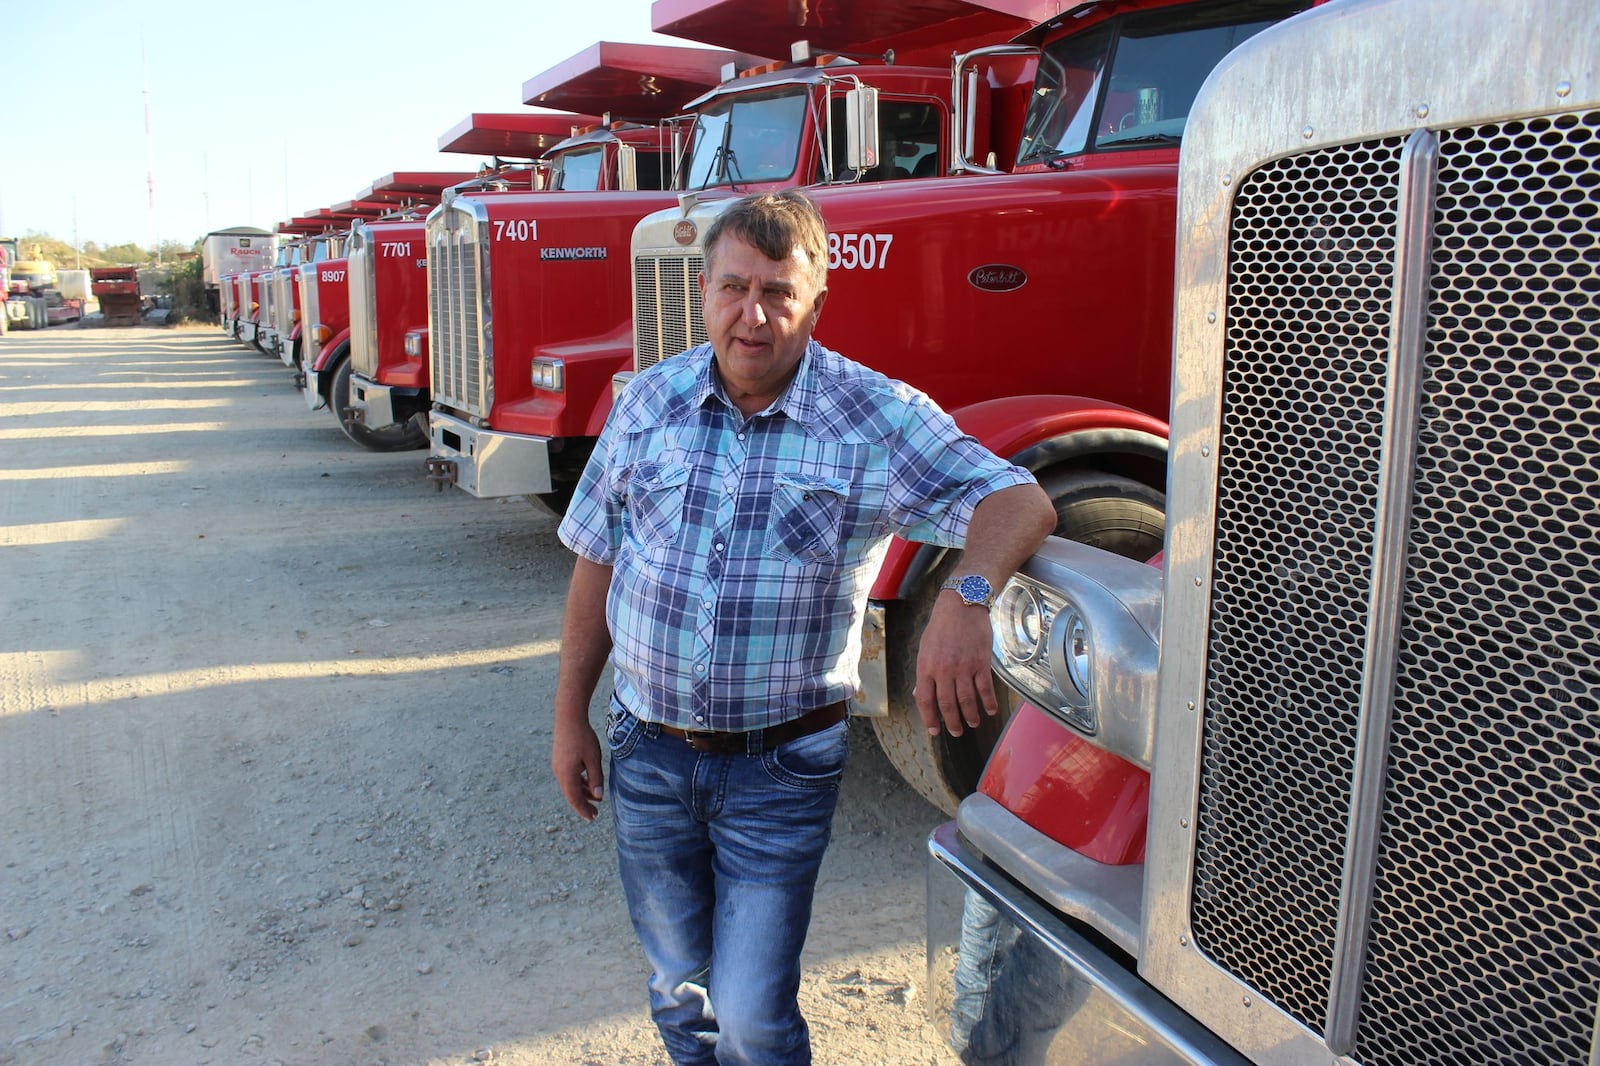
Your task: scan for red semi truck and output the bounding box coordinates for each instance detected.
[317,171,477,450]
[268,221,354,367]
[297,168,536,441]
[299,114,592,442]
[339,106,663,451]
[626,0,1311,810]
[927,0,1600,1062]
[423,2,1042,508]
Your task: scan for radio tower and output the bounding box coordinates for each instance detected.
[143,35,157,261]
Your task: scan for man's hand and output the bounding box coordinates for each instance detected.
[914,594,1000,736]
[552,556,615,821]
[552,714,605,821]
[912,482,1056,737]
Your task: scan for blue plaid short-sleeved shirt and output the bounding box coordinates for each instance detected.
[557,340,1037,733]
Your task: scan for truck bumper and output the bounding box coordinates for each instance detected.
[927,822,1250,1066]
[348,374,397,430]
[239,321,256,344]
[277,333,294,367]
[300,365,324,411]
[427,410,553,498]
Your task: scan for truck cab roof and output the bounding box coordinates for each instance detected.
[436,113,599,160]
[520,41,765,121]
[651,0,1055,66]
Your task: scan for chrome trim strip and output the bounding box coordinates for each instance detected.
[1323,126,1438,1054]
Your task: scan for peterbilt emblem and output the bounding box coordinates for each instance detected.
[673,220,698,245]
[967,264,1027,292]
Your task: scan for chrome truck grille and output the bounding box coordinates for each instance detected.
[1191,108,1600,1063]
[633,254,704,371]
[427,201,490,416]
[272,270,294,334]
[347,225,377,378]
[300,268,321,366]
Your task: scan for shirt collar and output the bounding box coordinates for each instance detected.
[699,338,824,425]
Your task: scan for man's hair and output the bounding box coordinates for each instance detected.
[702,190,829,289]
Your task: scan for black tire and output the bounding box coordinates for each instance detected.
[871,469,1166,815]
[532,483,577,517]
[330,356,429,452]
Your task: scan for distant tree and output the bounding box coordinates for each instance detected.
[101,242,145,264]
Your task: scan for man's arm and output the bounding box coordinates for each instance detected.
[552,556,614,820]
[914,482,1056,737]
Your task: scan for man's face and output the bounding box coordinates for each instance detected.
[699,234,827,413]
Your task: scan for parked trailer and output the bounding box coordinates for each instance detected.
[91,267,141,326]
[201,227,276,315]
[928,0,1600,1063]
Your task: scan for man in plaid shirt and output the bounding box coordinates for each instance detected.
[553,190,1055,1065]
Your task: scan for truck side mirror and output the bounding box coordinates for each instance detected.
[951,44,1038,176]
[617,144,638,192]
[845,86,880,172]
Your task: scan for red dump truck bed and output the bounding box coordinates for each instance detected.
[91,267,141,325]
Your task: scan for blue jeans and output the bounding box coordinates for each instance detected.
[606,699,849,1066]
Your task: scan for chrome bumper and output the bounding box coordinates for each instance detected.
[427,409,553,498]
[300,365,323,411]
[348,373,397,429]
[927,823,1249,1066]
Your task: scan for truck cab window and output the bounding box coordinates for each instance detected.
[820,98,943,183]
[683,90,809,189]
[1017,0,1308,164]
[550,146,605,191]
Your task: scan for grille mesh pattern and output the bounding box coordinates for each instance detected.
[1196,136,1405,1033]
[348,230,376,377]
[634,255,704,371]
[1355,108,1600,1065]
[1198,109,1600,1062]
[428,207,485,414]
[301,271,321,366]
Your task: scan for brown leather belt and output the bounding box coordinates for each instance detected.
[657,701,849,754]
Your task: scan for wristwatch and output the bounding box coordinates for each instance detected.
[941,574,995,608]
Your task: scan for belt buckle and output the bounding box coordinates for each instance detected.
[681,729,720,750]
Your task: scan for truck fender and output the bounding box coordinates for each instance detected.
[870,395,1170,601]
[312,329,350,374]
[525,322,634,439]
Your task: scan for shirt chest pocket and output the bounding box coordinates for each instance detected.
[764,473,850,564]
[624,461,690,548]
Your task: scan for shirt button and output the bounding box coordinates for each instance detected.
[714,542,725,551]
[694,715,705,723]
[702,601,713,610]
[696,664,706,673]
[737,433,745,441]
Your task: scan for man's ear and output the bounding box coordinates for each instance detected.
[698,272,707,305]
[810,286,828,324]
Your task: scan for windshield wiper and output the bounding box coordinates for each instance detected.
[1098,131,1183,148]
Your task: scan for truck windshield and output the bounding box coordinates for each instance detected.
[1016,0,1306,165]
[683,88,808,189]
[549,146,606,191]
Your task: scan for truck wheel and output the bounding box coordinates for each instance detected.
[532,484,577,517]
[871,469,1166,815]
[330,357,429,452]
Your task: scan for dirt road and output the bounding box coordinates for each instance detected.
[0,327,960,1065]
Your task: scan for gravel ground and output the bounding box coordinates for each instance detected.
[0,325,962,1066]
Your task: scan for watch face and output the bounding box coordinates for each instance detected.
[958,575,992,603]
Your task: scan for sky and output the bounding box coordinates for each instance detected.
[0,0,686,250]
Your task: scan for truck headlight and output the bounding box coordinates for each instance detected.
[531,357,565,392]
[989,538,1164,768]
[404,330,423,357]
[994,581,1050,665]
[993,575,1092,731]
